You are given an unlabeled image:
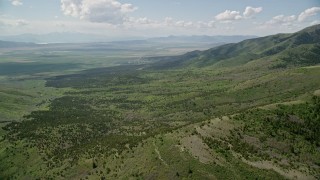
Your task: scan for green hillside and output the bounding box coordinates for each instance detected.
[151,24,320,69]
[0,25,320,179]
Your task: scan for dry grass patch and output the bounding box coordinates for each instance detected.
[180,135,215,164]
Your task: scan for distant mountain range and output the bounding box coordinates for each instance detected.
[0,40,38,48]
[148,35,257,44]
[0,32,257,44]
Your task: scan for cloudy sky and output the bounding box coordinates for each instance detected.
[0,0,319,39]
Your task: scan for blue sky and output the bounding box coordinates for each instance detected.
[0,0,319,38]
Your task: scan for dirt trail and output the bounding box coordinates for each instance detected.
[153,141,168,166]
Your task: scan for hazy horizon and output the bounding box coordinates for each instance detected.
[0,0,319,41]
[0,31,261,43]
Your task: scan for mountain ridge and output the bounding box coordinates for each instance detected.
[149,24,320,69]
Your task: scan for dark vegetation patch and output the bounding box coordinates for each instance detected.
[0,62,80,76]
[3,95,168,164]
[46,65,148,88]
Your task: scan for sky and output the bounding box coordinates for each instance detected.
[0,0,319,39]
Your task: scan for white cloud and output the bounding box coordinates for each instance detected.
[207,21,215,28]
[215,10,242,21]
[0,18,28,27]
[243,6,263,18]
[15,19,28,26]
[135,17,152,24]
[175,20,193,27]
[126,17,155,25]
[196,21,215,28]
[298,7,320,22]
[11,0,23,6]
[0,21,6,28]
[55,22,66,27]
[215,6,262,22]
[273,15,296,22]
[123,16,217,31]
[164,17,174,26]
[260,7,320,30]
[120,3,137,13]
[259,14,298,32]
[310,20,320,26]
[163,18,215,29]
[61,0,137,24]
[266,15,296,25]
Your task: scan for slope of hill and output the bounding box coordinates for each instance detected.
[150,24,320,69]
[0,25,320,179]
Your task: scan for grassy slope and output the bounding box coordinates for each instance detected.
[0,80,69,121]
[0,25,320,179]
[1,64,319,179]
[149,24,320,69]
